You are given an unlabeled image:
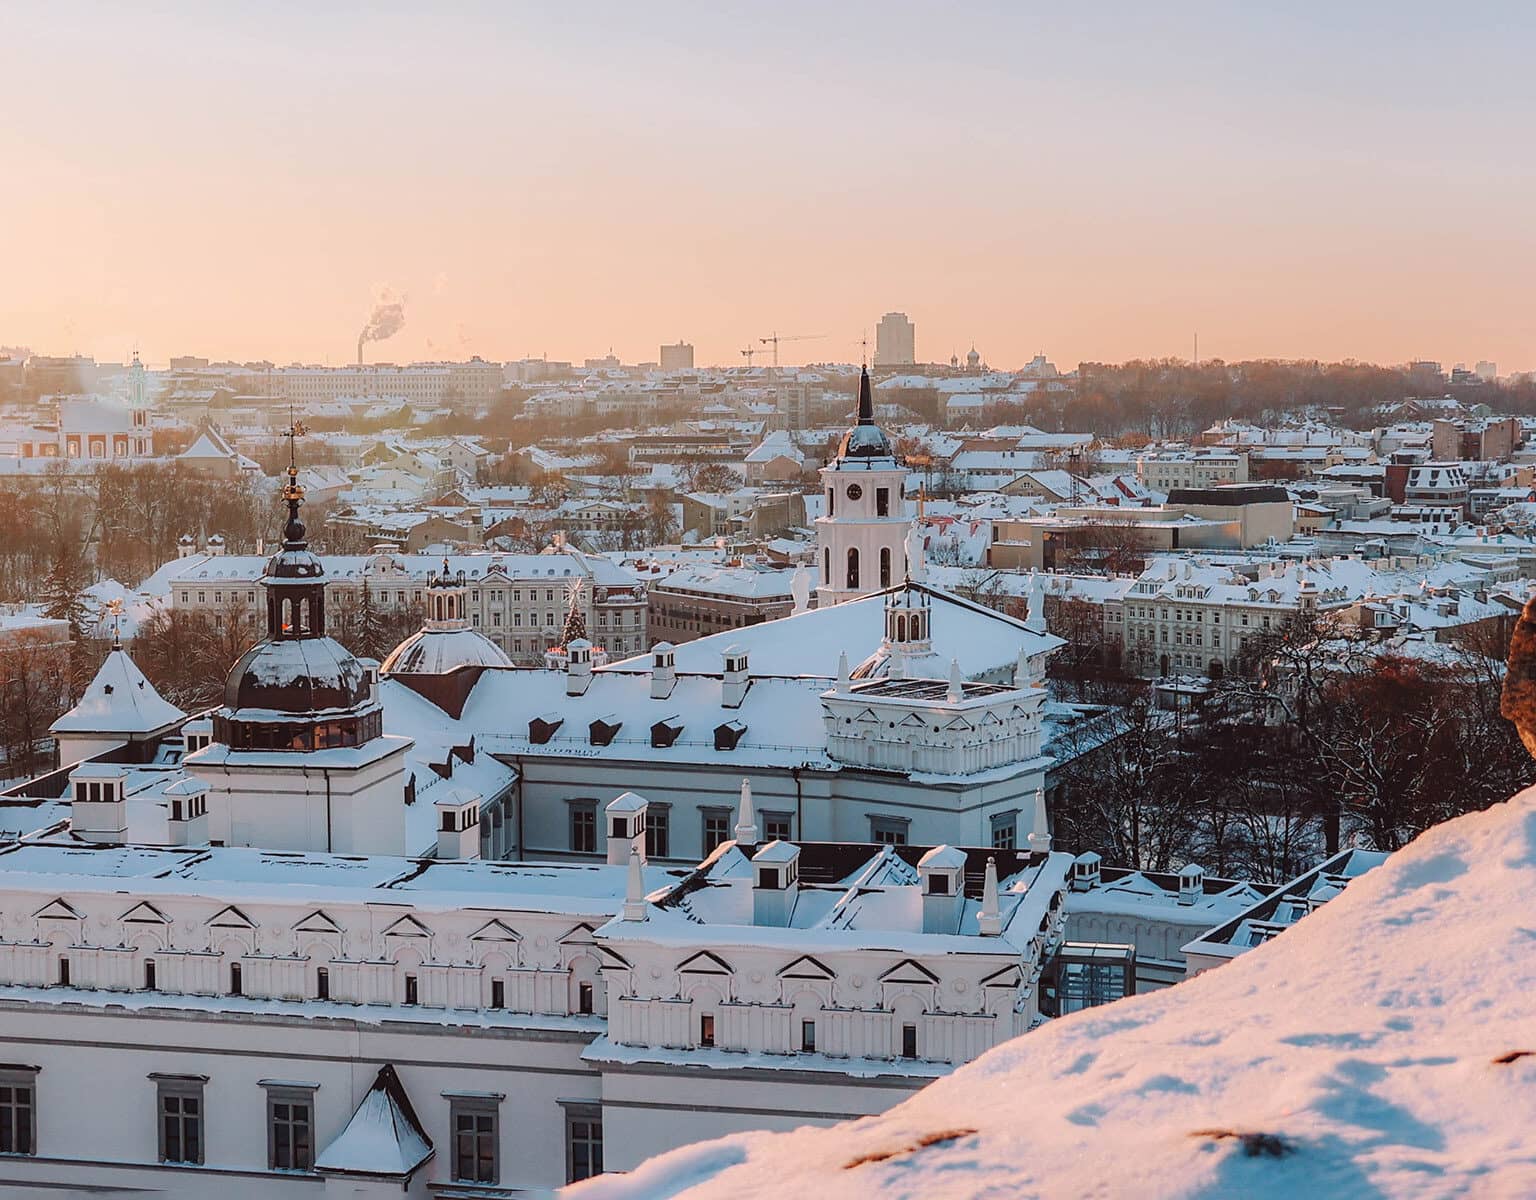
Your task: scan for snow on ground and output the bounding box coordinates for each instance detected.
[569,789,1536,1199]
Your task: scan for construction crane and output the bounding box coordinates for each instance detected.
[739,346,760,367]
[758,332,825,369]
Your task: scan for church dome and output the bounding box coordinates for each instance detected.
[381,627,511,676]
[834,366,895,461]
[223,636,372,715]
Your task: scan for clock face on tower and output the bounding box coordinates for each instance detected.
[846,484,863,501]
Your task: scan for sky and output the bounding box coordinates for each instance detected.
[2,2,1534,372]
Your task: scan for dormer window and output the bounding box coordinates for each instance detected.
[927,873,951,896]
[650,717,684,748]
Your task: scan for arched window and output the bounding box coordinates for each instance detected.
[879,547,891,588]
[298,598,310,633]
[896,615,908,642]
[846,548,860,590]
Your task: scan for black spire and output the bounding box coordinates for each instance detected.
[835,366,894,460]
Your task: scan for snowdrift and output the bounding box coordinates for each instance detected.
[570,789,1536,1198]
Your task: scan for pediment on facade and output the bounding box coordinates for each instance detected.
[33,897,84,922]
[677,949,733,976]
[980,962,1023,989]
[896,713,926,729]
[778,954,835,981]
[293,909,343,935]
[879,958,940,986]
[469,918,521,943]
[559,922,598,946]
[206,905,256,930]
[381,913,433,939]
[119,900,171,925]
[941,715,974,732]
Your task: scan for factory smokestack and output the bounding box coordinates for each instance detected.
[356,290,406,366]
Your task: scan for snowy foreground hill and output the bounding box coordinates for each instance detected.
[571,791,1536,1199]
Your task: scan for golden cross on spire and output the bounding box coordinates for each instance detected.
[281,403,308,502]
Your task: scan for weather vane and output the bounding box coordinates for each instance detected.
[104,597,125,648]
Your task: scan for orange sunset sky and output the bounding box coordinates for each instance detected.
[2,2,1534,372]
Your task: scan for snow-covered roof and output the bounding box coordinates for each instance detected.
[51,647,186,737]
[577,790,1536,1199]
[607,583,1063,681]
[313,1064,432,1178]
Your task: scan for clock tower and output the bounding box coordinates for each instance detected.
[815,366,911,606]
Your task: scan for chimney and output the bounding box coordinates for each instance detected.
[917,845,966,934]
[977,856,1002,936]
[650,642,677,700]
[435,793,482,860]
[1070,851,1101,891]
[1178,863,1205,906]
[70,765,128,844]
[622,846,648,922]
[720,646,749,708]
[605,791,648,866]
[566,638,594,696]
[733,778,758,847]
[751,841,800,927]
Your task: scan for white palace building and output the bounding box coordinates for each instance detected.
[0,407,1281,1194]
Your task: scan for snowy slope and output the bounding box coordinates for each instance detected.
[570,790,1536,1199]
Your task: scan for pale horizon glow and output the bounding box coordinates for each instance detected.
[3,2,1534,372]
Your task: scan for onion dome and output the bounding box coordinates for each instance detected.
[213,452,382,752]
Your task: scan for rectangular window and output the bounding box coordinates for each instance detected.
[450,1098,499,1184]
[267,1088,314,1171]
[876,487,890,517]
[699,1014,715,1047]
[702,809,730,854]
[870,816,909,846]
[801,1020,816,1053]
[901,1024,918,1059]
[230,962,242,996]
[490,979,505,1009]
[316,967,329,1001]
[0,1068,38,1156]
[57,957,69,987]
[991,813,1017,851]
[645,807,670,858]
[404,974,419,1006]
[566,1108,604,1183]
[571,804,597,854]
[144,959,157,990]
[156,1078,205,1164]
[764,812,792,842]
[578,982,594,1014]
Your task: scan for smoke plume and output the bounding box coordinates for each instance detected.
[357,290,406,363]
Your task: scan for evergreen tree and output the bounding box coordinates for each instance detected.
[40,552,89,637]
[559,580,587,647]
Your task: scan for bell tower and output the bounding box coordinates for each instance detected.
[815,367,911,606]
